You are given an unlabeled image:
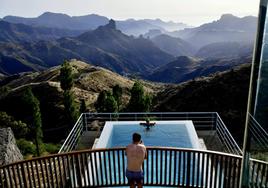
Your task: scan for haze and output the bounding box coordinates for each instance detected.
[0,0,259,26]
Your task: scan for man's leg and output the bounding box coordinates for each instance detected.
[136,180,143,188]
[129,180,135,188]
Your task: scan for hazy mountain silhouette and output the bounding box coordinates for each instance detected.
[196,42,253,59]
[169,14,257,48]
[3,12,190,36]
[150,34,196,56]
[3,12,109,30]
[0,20,84,43]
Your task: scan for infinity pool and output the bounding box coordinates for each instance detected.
[95,121,201,149]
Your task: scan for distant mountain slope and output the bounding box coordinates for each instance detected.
[196,42,253,59]
[0,20,84,43]
[142,19,191,31]
[3,12,109,30]
[0,20,174,75]
[154,63,251,144]
[150,34,196,56]
[170,14,257,48]
[147,56,251,83]
[0,60,163,142]
[3,12,190,36]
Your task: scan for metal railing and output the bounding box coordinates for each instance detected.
[248,113,268,150]
[58,114,84,153]
[59,112,242,155]
[1,147,267,188]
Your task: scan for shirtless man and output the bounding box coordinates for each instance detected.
[126,133,147,188]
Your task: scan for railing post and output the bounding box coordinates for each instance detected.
[186,152,191,187]
[84,113,88,131]
[75,154,83,188]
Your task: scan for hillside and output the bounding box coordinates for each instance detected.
[154,63,251,144]
[196,42,253,59]
[147,55,251,83]
[150,34,196,56]
[0,60,164,142]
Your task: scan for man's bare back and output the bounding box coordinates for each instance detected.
[126,143,146,171]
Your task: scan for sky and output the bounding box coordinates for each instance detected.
[0,0,259,26]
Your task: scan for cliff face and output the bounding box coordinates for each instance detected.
[0,127,23,165]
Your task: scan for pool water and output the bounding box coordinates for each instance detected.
[95,121,201,149]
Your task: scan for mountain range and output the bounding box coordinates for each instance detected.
[3,12,190,36]
[0,12,256,84]
[0,20,173,75]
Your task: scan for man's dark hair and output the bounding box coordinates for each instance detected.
[133,133,141,142]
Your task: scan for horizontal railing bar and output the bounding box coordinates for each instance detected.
[1,147,244,169]
[1,147,267,188]
[86,112,218,115]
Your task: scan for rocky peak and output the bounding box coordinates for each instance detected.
[219,14,237,21]
[0,127,23,165]
[105,19,116,30]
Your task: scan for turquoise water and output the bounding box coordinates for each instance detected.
[96,121,201,149]
[108,123,194,148]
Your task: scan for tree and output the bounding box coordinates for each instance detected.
[22,87,43,156]
[143,94,152,112]
[127,81,152,112]
[60,60,79,126]
[63,90,79,125]
[80,99,87,113]
[95,91,118,112]
[112,85,123,110]
[95,90,107,112]
[0,111,29,138]
[105,92,118,112]
[59,61,74,91]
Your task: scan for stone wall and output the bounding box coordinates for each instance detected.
[0,127,23,165]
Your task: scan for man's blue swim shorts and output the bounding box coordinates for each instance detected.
[126,169,144,182]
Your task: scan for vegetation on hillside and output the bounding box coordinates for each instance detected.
[94,85,123,112]
[60,61,79,127]
[21,87,43,156]
[127,81,152,112]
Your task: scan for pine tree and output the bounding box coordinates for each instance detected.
[127,81,152,112]
[60,61,73,91]
[63,90,79,125]
[22,87,43,156]
[95,91,118,112]
[105,92,118,112]
[60,61,79,126]
[80,99,87,113]
[112,85,123,110]
[95,91,107,112]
